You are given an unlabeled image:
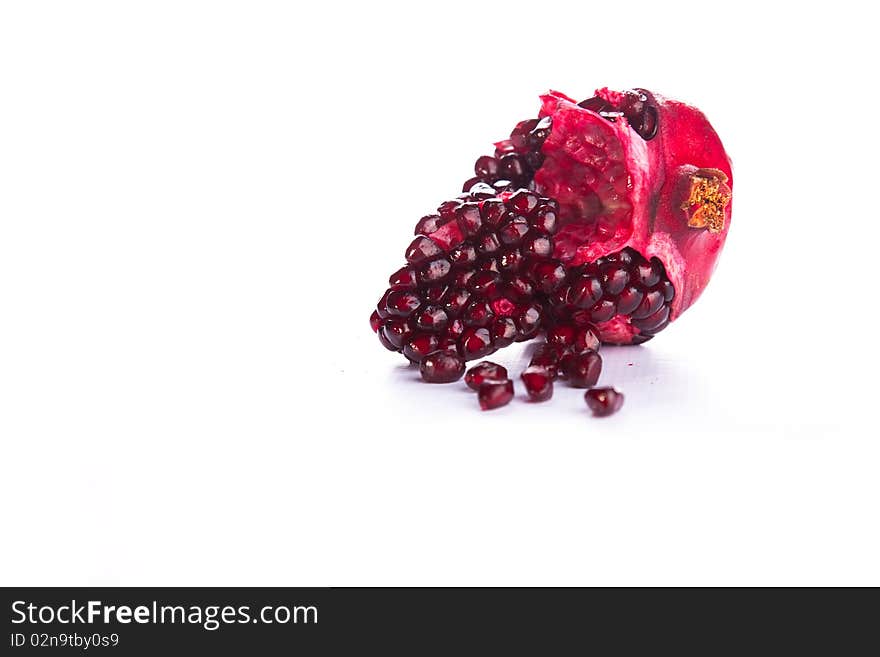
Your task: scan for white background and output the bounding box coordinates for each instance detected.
[1,1,878,586]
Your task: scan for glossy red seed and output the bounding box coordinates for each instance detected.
[403,333,439,362]
[377,328,399,352]
[600,267,629,295]
[498,217,530,246]
[634,260,661,288]
[459,327,492,360]
[616,285,644,316]
[631,304,670,333]
[508,190,539,214]
[475,155,499,179]
[631,290,664,320]
[467,271,501,297]
[547,323,576,348]
[414,306,449,332]
[584,387,624,416]
[530,206,557,234]
[531,260,566,293]
[463,300,494,327]
[480,198,506,227]
[478,380,515,410]
[490,317,517,348]
[385,290,421,317]
[521,232,552,257]
[443,288,471,315]
[414,214,446,236]
[420,351,466,383]
[369,310,381,333]
[568,275,603,309]
[515,303,543,340]
[589,299,617,322]
[455,203,482,237]
[388,266,417,289]
[565,350,602,388]
[405,236,443,264]
[573,327,601,353]
[521,365,553,401]
[465,361,508,390]
[382,318,413,349]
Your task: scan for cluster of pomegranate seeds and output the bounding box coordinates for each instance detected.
[372,188,566,363]
[462,117,551,193]
[545,247,674,345]
[584,387,625,417]
[578,89,658,141]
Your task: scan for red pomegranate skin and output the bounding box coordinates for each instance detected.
[534,88,732,343]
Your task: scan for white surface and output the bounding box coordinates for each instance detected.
[1,1,878,586]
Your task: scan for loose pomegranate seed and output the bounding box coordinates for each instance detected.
[564,350,602,388]
[521,365,553,402]
[420,351,466,384]
[465,361,508,390]
[529,342,564,377]
[584,387,624,416]
[478,380,515,410]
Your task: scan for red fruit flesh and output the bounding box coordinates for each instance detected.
[478,379,515,410]
[584,387,625,416]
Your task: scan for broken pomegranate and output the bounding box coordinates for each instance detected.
[371,86,732,415]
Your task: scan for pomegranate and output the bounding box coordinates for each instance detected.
[465,87,732,344]
[370,86,732,415]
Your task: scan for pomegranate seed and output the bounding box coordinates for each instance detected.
[573,326,600,353]
[565,350,602,388]
[405,236,443,264]
[465,361,508,390]
[385,290,421,317]
[490,317,517,348]
[478,380,515,410]
[388,266,417,289]
[414,214,445,236]
[382,318,413,349]
[369,310,381,333]
[420,351,466,383]
[584,387,624,416]
[459,326,492,359]
[521,365,553,402]
[403,333,439,362]
[546,323,576,349]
